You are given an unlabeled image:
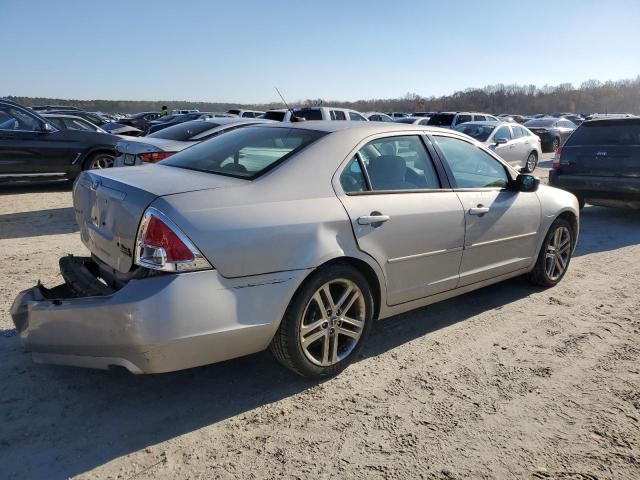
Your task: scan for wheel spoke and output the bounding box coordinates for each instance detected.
[334,285,354,311]
[337,326,361,341]
[312,292,330,318]
[301,317,325,336]
[321,285,336,312]
[340,315,364,329]
[321,331,330,364]
[302,328,325,347]
[330,333,339,364]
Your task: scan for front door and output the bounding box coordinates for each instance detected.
[432,134,541,286]
[335,134,465,305]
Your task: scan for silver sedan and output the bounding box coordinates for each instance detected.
[454,121,542,172]
[12,122,579,378]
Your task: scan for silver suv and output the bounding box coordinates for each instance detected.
[427,112,499,128]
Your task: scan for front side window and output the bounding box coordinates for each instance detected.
[435,136,509,189]
[474,115,487,121]
[454,124,496,142]
[355,136,440,191]
[332,110,346,120]
[161,126,326,179]
[0,105,41,131]
[494,126,512,141]
[349,112,366,121]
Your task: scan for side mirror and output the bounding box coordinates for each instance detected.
[514,173,539,192]
[40,122,54,133]
[494,138,508,145]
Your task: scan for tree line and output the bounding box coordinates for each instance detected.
[6,76,640,115]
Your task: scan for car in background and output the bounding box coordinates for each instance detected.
[524,117,576,152]
[46,109,110,127]
[454,121,542,172]
[226,109,265,118]
[427,112,500,128]
[588,113,635,120]
[262,107,368,122]
[42,113,109,133]
[171,109,199,115]
[30,105,82,112]
[550,118,640,209]
[11,121,579,379]
[0,99,119,178]
[364,112,395,122]
[386,112,409,118]
[119,112,163,130]
[412,112,435,118]
[144,112,221,135]
[393,116,431,126]
[114,118,272,167]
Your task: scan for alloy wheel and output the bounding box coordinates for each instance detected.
[299,279,366,367]
[88,154,114,169]
[544,226,571,281]
[526,152,537,172]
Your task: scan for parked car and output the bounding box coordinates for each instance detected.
[427,112,500,128]
[364,112,395,122]
[262,107,368,122]
[171,109,199,115]
[524,118,577,152]
[46,109,109,127]
[11,122,579,378]
[386,112,409,118]
[226,109,265,118]
[412,112,435,117]
[393,116,431,125]
[588,113,635,120]
[144,112,219,135]
[30,105,82,112]
[119,112,162,130]
[549,118,640,209]
[114,118,272,167]
[0,99,119,179]
[42,113,109,133]
[454,121,542,172]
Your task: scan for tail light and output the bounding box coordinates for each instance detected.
[553,146,563,169]
[139,152,175,163]
[135,208,211,272]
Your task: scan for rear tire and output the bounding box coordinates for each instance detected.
[270,263,374,378]
[527,218,574,287]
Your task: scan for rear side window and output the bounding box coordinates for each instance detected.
[512,126,524,139]
[474,115,486,121]
[494,126,512,141]
[161,126,326,179]
[353,136,441,191]
[349,112,366,121]
[454,115,472,125]
[147,121,220,140]
[293,109,323,120]
[331,110,346,120]
[427,113,455,126]
[566,123,640,146]
[340,157,368,193]
[435,136,509,189]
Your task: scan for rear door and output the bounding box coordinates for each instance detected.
[335,134,465,305]
[492,125,520,165]
[432,134,541,286]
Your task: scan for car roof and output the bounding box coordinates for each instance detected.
[41,113,87,120]
[455,121,501,127]
[256,120,465,135]
[203,117,271,125]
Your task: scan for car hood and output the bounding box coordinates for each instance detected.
[74,165,246,273]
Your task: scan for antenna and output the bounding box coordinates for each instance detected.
[275,87,292,112]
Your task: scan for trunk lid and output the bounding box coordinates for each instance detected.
[115,137,193,155]
[559,145,640,177]
[74,165,246,273]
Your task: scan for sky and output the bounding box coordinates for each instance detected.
[1,0,639,104]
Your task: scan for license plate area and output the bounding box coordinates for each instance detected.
[124,154,136,166]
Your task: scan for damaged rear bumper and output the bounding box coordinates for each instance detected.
[11,257,308,374]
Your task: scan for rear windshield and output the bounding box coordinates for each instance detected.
[293,109,323,120]
[524,119,555,127]
[565,122,640,146]
[227,109,241,115]
[161,126,326,179]
[427,114,455,126]
[394,118,418,124]
[147,120,220,141]
[263,111,286,121]
[454,124,496,142]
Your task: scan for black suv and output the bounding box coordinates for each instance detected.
[0,99,119,181]
[549,118,640,209]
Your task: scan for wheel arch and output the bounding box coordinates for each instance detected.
[79,146,117,170]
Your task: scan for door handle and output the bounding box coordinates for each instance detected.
[468,206,490,215]
[358,214,390,225]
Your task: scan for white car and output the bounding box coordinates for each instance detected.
[364,112,395,122]
[428,112,500,128]
[454,121,542,172]
[263,107,368,122]
[226,109,265,118]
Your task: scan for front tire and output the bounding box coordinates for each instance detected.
[527,218,574,287]
[270,263,374,378]
[524,151,538,173]
[83,152,115,170]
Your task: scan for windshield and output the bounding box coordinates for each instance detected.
[161,126,327,179]
[566,122,640,146]
[147,120,220,141]
[454,124,496,142]
[524,119,555,127]
[427,114,455,126]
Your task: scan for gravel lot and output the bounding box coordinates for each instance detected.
[1,156,639,479]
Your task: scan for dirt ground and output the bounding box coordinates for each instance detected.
[1,158,639,480]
